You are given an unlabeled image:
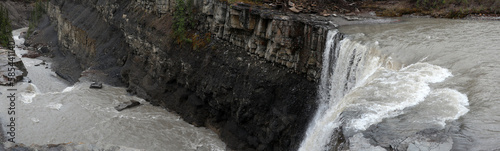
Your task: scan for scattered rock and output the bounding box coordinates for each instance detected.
[39,46,50,53]
[344,15,360,21]
[19,32,27,39]
[32,30,39,36]
[22,51,41,58]
[21,77,33,83]
[346,12,356,16]
[289,7,300,13]
[90,82,103,89]
[24,40,32,46]
[236,2,250,7]
[321,10,330,16]
[328,21,339,28]
[115,100,141,111]
[369,11,376,16]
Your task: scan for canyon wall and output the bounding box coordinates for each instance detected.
[46,0,338,150]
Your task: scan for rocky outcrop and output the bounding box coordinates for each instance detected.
[0,49,27,85]
[44,0,338,150]
[199,0,336,81]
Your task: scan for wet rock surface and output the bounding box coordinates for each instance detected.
[21,51,41,58]
[89,82,103,89]
[114,100,141,111]
[0,49,27,86]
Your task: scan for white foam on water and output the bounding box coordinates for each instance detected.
[62,86,75,93]
[349,133,386,151]
[342,63,453,131]
[19,83,41,104]
[408,88,469,127]
[47,103,63,110]
[20,92,37,104]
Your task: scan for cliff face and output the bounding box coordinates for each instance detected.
[46,0,336,150]
[0,1,32,29]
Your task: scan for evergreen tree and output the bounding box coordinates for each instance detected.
[27,0,46,37]
[0,4,13,47]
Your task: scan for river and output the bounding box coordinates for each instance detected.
[1,28,226,150]
[300,18,500,150]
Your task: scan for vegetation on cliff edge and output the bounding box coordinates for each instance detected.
[0,3,12,47]
[27,0,47,37]
[173,0,211,50]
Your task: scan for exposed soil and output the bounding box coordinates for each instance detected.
[252,0,500,19]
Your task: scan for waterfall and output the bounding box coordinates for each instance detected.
[299,30,378,151]
[299,29,470,151]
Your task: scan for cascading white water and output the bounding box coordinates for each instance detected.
[299,30,379,151]
[299,28,470,151]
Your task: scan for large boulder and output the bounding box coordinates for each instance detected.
[114,100,141,111]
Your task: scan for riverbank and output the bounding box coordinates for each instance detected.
[361,0,500,19]
[229,0,500,19]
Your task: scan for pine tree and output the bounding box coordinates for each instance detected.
[27,0,46,37]
[0,4,10,47]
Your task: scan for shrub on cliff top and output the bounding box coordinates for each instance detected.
[173,0,191,44]
[172,0,211,50]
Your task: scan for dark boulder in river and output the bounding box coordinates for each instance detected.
[115,100,141,111]
[90,82,103,89]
